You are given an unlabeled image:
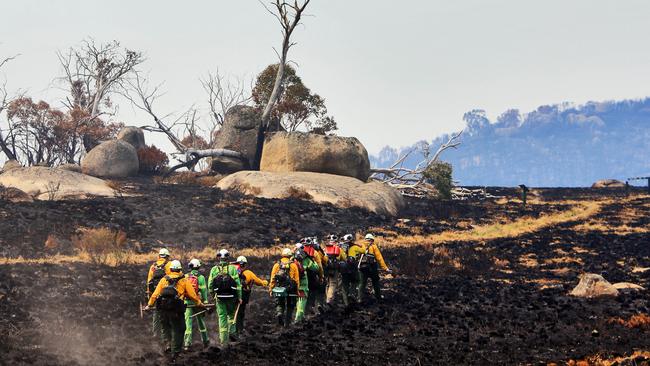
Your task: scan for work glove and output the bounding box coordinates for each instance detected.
[386,268,393,274]
[143,305,151,311]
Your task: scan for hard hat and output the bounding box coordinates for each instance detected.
[295,243,304,250]
[170,260,182,271]
[159,248,170,257]
[328,234,339,242]
[281,248,293,257]
[294,249,306,261]
[236,256,247,264]
[343,234,353,242]
[365,233,375,241]
[303,237,313,246]
[218,249,230,259]
[188,258,201,269]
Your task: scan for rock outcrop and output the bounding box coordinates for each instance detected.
[81,140,139,178]
[260,132,371,181]
[2,160,22,172]
[210,106,261,173]
[569,273,619,298]
[0,166,115,200]
[116,126,146,150]
[58,164,82,173]
[592,179,626,188]
[0,186,34,203]
[216,171,404,216]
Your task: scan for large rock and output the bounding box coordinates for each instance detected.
[0,186,33,203]
[261,132,371,181]
[570,273,619,298]
[116,126,146,150]
[81,140,139,178]
[58,164,82,173]
[2,160,22,172]
[209,156,247,175]
[211,106,262,173]
[592,179,625,188]
[216,171,405,216]
[0,166,116,200]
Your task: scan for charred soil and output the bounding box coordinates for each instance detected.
[0,183,649,365]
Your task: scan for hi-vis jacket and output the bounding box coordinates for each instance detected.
[148,271,204,307]
[348,243,388,271]
[269,257,300,294]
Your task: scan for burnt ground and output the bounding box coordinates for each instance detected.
[0,182,649,365]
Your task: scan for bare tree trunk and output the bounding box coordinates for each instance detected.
[254,0,311,169]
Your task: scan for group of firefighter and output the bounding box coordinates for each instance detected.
[144,233,391,359]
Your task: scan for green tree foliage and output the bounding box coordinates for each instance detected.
[423,161,453,199]
[252,64,337,134]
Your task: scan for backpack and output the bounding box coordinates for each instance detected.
[148,260,168,294]
[324,245,341,273]
[212,265,238,298]
[186,273,200,295]
[358,246,377,271]
[273,261,297,296]
[156,276,185,312]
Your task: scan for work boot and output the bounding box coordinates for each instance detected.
[183,345,190,352]
[229,334,238,342]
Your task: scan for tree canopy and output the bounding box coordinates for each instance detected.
[252,64,337,134]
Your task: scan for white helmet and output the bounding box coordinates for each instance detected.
[170,260,182,271]
[159,248,170,257]
[295,243,304,250]
[281,248,293,257]
[188,258,201,269]
[343,234,353,242]
[218,249,230,259]
[236,256,247,264]
[327,234,339,243]
[365,233,375,241]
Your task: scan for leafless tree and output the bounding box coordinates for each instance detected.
[57,39,144,151]
[0,53,19,161]
[258,0,311,129]
[201,70,252,145]
[370,131,463,196]
[124,73,244,175]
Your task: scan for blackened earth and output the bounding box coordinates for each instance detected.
[0,182,648,365]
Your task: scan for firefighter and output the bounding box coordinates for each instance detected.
[351,234,392,302]
[183,259,209,350]
[234,255,268,334]
[323,234,348,306]
[269,248,300,327]
[145,260,205,360]
[339,234,359,306]
[146,248,173,341]
[208,249,242,346]
[302,238,325,314]
[293,248,320,322]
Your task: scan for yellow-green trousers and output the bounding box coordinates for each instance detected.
[294,292,309,323]
[216,297,238,345]
[183,307,209,348]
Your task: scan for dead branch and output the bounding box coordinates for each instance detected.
[201,70,252,145]
[259,0,311,129]
[123,73,246,175]
[370,130,464,197]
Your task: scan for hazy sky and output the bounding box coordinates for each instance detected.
[1,0,650,155]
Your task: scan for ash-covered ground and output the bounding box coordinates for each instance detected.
[1,182,648,365]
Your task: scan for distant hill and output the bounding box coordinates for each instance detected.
[371,99,650,187]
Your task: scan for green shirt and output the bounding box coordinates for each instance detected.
[208,262,243,300]
[184,269,208,304]
[298,257,320,292]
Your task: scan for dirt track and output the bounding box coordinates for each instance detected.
[1,183,649,365]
